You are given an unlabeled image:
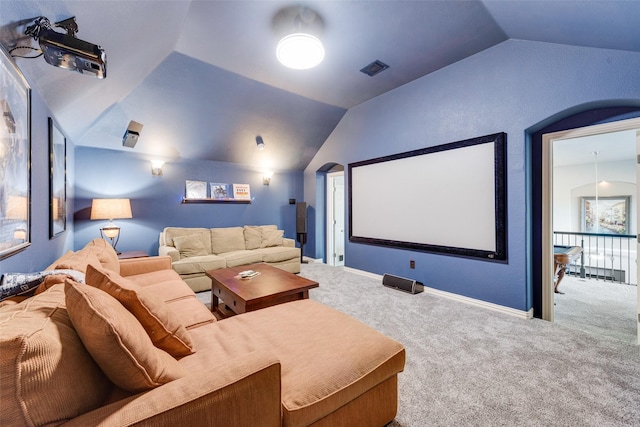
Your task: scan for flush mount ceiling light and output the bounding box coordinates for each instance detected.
[274,6,325,70]
[277,33,324,69]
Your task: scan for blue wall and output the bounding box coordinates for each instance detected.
[304,40,640,313]
[74,147,303,255]
[0,89,75,274]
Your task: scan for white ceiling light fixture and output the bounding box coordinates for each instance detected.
[277,33,324,70]
[274,6,325,70]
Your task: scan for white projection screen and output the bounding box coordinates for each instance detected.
[348,133,507,261]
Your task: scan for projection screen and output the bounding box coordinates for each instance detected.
[348,132,507,261]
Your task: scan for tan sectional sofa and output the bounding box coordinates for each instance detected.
[0,239,405,426]
[159,225,300,292]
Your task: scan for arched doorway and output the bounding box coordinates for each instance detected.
[529,105,640,345]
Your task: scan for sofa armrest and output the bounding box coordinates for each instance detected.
[119,256,172,277]
[60,350,281,427]
[283,238,295,248]
[159,245,180,263]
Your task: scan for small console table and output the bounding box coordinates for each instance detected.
[117,251,149,260]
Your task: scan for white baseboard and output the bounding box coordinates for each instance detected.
[343,267,533,320]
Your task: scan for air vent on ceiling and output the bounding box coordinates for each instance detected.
[360,59,389,77]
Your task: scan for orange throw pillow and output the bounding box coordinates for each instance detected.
[85,264,195,357]
[65,280,186,393]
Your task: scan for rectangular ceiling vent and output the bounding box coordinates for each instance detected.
[360,60,389,77]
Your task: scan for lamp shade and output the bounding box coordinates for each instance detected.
[90,199,132,221]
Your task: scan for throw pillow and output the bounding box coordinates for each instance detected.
[0,284,111,426]
[65,279,186,393]
[243,226,263,250]
[261,229,284,248]
[173,234,208,258]
[85,264,195,357]
[53,250,102,274]
[82,238,120,274]
[0,269,85,301]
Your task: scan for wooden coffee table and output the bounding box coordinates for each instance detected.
[206,263,319,318]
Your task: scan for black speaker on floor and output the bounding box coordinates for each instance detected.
[296,202,308,263]
[296,202,307,233]
[382,274,424,294]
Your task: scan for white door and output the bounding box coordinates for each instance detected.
[327,172,345,266]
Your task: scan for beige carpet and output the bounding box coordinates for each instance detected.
[197,262,640,426]
[554,275,637,344]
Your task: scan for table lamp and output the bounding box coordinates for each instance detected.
[90,198,132,253]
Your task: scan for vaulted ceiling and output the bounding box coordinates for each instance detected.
[1,1,639,171]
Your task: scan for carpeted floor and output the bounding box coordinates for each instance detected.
[197,262,640,426]
[554,275,637,344]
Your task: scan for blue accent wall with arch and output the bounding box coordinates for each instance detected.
[304,39,640,314]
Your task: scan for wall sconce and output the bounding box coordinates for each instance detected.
[151,160,165,176]
[263,172,273,185]
[90,198,132,253]
[256,136,265,150]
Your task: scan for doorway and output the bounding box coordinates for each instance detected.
[541,117,640,344]
[327,171,345,266]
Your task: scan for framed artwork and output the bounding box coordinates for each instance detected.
[210,182,232,200]
[49,117,66,238]
[233,183,251,200]
[185,180,207,199]
[581,196,630,235]
[0,44,31,260]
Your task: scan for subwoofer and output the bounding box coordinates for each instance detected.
[382,274,424,294]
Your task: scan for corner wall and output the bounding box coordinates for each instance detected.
[304,39,640,312]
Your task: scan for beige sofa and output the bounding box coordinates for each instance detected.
[159,225,300,292]
[1,239,405,426]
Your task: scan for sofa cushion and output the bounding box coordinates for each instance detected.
[244,225,278,250]
[210,227,246,254]
[172,255,227,275]
[220,250,264,267]
[82,238,121,273]
[243,226,263,250]
[173,234,208,258]
[183,300,405,427]
[51,249,102,274]
[261,229,284,248]
[45,249,74,270]
[65,280,186,393]
[164,227,212,253]
[0,284,111,427]
[86,265,195,357]
[256,246,300,263]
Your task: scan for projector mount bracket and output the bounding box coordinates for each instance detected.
[26,16,78,41]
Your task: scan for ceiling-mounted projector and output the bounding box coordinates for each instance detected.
[25,16,106,79]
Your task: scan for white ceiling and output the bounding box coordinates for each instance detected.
[554,129,639,167]
[1,1,639,171]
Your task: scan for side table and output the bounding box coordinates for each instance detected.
[117,251,149,260]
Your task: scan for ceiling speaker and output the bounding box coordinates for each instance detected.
[122,120,143,148]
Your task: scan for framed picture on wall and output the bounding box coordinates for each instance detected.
[49,117,66,238]
[581,196,630,235]
[210,182,232,200]
[185,180,207,199]
[0,44,31,260]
